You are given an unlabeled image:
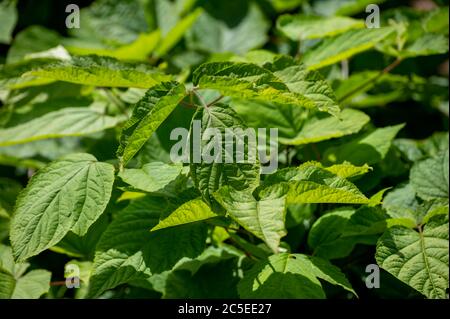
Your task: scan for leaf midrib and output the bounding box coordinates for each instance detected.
[419,227,438,297]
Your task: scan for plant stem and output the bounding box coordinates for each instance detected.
[50,281,67,286]
[207,95,224,107]
[224,228,256,260]
[192,89,208,108]
[180,101,196,109]
[338,58,403,103]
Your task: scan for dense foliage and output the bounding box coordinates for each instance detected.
[0,0,448,299]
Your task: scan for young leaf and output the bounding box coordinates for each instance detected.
[10,153,115,261]
[151,198,219,231]
[324,162,372,179]
[0,107,122,146]
[264,163,373,205]
[26,56,172,88]
[214,185,288,253]
[285,180,370,205]
[376,215,449,299]
[238,253,355,298]
[117,81,186,166]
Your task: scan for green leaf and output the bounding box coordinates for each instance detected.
[279,109,369,145]
[423,7,449,34]
[325,162,372,179]
[186,0,270,54]
[0,59,57,90]
[422,203,449,225]
[231,99,306,140]
[10,270,51,299]
[269,57,340,115]
[87,196,207,298]
[277,14,364,41]
[163,246,242,298]
[214,185,287,253]
[410,150,449,201]
[313,0,386,16]
[283,181,367,205]
[308,206,388,259]
[399,34,449,58]
[0,107,122,146]
[420,132,449,158]
[0,177,22,218]
[194,58,340,115]
[334,71,408,103]
[69,0,149,46]
[193,62,315,110]
[118,162,185,194]
[383,183,420,223]
[50,214,109,259]
[238,253,355,298]
[233,100,366,145]
[265,163,372,204]
[65,31,161,61]
[155,8,203,57]
[276,160,371,180]
[324,124,405,166]
[10,153,115,261]
[26,56,172,88]
[190,104,260,205]
[117,81,186,166]
[151,198,219,231]
[164,258,240,298]
[6,26,61,64]
[376,215,449,299]
[0,0,17,44]
[268,0,305,12]
[303,27,395,69]
[0,245,51,299]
